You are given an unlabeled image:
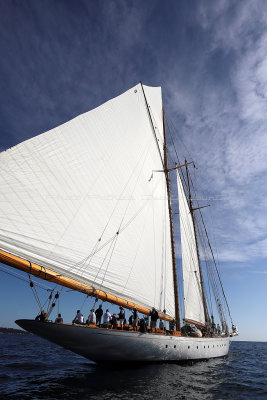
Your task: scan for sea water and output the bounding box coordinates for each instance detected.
[0,334,267,399]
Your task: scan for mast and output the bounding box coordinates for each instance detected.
[163,110,180,331]
[140,82,180,330]
[185,161,209,324]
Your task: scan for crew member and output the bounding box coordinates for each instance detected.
[149,307,159,332]
[95,304,103,326]
[103,309,112,327]
[55,313,63,323]
[132,307,139,331]
[73,310,84,324]
[87,309,96,325]
[118,306,125,329]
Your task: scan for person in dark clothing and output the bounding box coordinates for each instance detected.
[139,317,147,333]
[95,305,103,327]
[149,307,159,332]
[111,314,117,329]
[169,319,175,331]
[181,324,192,336]
[132,307,139,331]
[35,311,47,322]
[129,315,133,325]
[55,313,63,323]
[118,306,125,329]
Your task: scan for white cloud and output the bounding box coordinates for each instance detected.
[165,0,267,264]
[251,270,267,274]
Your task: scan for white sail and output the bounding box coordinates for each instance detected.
[177,171,205,325]
[0,84,175,317]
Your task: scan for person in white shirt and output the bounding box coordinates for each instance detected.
[87,309,96,325]
[103,309,112,327]
[73,310,84,324]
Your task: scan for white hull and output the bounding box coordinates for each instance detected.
[16,319,230,363]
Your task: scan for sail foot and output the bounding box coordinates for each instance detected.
[0,249,174,323]
[183,318,206,328]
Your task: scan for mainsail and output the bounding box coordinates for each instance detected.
[176,170,205,325]
[0,84,175,318]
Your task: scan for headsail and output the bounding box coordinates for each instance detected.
[176,170,205,325]
[0,84,175,318]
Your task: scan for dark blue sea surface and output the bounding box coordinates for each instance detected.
[0,334,266,399]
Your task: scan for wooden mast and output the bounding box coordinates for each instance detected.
[163,109,181,331]
[140,82,180,331]
[0,248,174,323]
[185,161,209,324]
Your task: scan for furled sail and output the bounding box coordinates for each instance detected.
[0,84,175,318]
[176,171,205,325]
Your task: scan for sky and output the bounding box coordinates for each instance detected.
[0,0,266,342]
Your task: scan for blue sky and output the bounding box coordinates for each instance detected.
[0,0,266,341]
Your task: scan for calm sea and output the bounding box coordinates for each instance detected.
[0,334,266,399]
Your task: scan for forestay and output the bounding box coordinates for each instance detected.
[176,171,205,325]
[0,84,175,318]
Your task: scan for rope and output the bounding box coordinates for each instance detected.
[188,172,232,323]
[89,137,157,291]
[80,294,89,311]
[97,233,119,292]
[28,273,43,313]
[120,216,146,295]
[0,265,74,293]
[46,291,60,318]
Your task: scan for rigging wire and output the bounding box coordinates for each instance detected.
[97,234,119,293]
[189,170,231,325]
[199,209,233,324]
[89,132,166,297]
[75,135,154,281]
[120,215,146,296]
[28,274,43,313]
[79,294,90,311]
[188,174,217,313]
[96,131,156,291]
[0,265,73,292]
[74,92,154,277]
[164,108,195,166]
[166,143,206,325]
[91,141,153,285]
[164,110,232,327]
[164,115,198,320]
[196,222,215,316]
[164,116,186,322]
[46,291,60,319]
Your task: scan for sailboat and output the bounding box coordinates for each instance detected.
[0,83,237,363]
